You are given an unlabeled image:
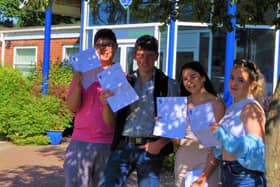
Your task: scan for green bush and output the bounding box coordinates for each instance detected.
[0,66,72,145]
[30,64,73,102]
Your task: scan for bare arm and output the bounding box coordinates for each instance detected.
[100,90,115,127]
[212,97,226,124]
[192,98,225,186]
[139,137,170,155]
[191,150,219,187]
[102,104,115,127]
[241,103,265,139]
[67,72,83,113]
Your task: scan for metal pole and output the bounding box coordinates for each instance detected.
[41,3,53,95]
[127,7,130,24]
[223,0,236,106]
[276,4,280,91]
[167,0,176,77]
[80,0,86,51]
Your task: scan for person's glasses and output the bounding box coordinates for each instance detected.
[234,59,257,74]
[95,42,115,49]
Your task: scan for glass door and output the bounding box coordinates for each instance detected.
[175,50,195,80]
[115,44,135,73]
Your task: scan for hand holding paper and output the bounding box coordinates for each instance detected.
[184,168,208,187]
[97,63,139,112]
[70,48,101,73]
[210,122,220,133]
[70,48,102,89]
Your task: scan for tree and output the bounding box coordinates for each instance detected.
[0,0,79,27]
[265,80,280,186]
[21,0,280,31]
[87,0,280,32]
[0,0,21,27]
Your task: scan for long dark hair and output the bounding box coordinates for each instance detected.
[180,61,217,97]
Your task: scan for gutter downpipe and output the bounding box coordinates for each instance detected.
[223,0,236,106]
[273,30,280,93]
[0,33,4,66]
[275,29,280,88]
[41,2,53,95]
[274,5,280,92]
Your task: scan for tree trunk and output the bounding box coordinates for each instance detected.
[265,80,280,186]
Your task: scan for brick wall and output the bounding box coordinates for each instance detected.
[2,37,79,67]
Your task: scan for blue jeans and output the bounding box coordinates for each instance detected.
[221,160,266,187]
[101,140,163,187]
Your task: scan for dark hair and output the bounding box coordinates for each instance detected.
[134,35,158,53]
[180,61,217,97]
[233,59,265,102]
[94,29,117,44]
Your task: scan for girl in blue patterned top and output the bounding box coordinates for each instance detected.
[211,59,266,187]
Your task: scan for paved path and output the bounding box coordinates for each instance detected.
[0,139,68,187]
[0,138,174,187]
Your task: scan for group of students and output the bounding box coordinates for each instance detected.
[64,28,267,187]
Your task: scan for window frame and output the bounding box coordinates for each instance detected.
[62,44,80,64]
[13,46,38,75]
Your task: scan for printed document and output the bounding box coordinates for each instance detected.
[153,97,187,138]
[188,102,220,148]
[70,48,101,73]
[70,48,102,89]
[97,63,139,112]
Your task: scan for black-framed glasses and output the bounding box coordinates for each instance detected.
[234,59,257,74]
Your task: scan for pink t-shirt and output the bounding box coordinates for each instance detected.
[68,80,114,143]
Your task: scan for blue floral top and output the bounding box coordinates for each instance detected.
[213,97,265,172]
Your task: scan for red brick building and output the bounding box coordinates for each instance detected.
[0,24,80,75]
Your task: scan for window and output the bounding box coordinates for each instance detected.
[62,45,79,65]
[236,29,275,95]
[14,47,37,76]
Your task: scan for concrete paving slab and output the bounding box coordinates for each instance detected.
[0,138,174,187]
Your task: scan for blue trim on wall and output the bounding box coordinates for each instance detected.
[167,1,176,77]
[79,0,86,52]
[224,0,236,106]
[42,5,52,95]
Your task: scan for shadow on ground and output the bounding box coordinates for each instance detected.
[36,145,66,161]
[0,165,64,187]
[0,138,175,187]
[0,139,68,187]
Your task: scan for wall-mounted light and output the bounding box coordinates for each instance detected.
[6,40,11,48]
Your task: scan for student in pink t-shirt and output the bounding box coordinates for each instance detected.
[64,29,117,187]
